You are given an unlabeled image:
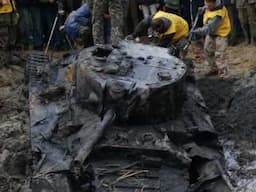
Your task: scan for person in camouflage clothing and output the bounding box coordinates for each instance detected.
[247,0,256,44]
[0,0,19,67]
[235,0,256,44]
[92,0,126,45]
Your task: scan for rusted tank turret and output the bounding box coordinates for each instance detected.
[28,41,232,192]
[76,42,186,122]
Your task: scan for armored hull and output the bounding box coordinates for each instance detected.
[28,42,232,192]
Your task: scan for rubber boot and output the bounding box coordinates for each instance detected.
[241,24,251,44]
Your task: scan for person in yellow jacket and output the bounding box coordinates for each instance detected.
[0,0,19,67]
[127,11,189,58]
[192,0,231,77]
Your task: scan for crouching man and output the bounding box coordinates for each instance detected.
[192,0,231,77]
[127,11,189,58]
[61,3,93,47]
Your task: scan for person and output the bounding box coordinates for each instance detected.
[127,10,189,58]
[16,0,43,50]
[63,3,93,47]
[58,0,82,14]
[235,0,256,45]
[192,0,231,77]
[39,0,58,47]
[0,0,19,67]
[235,0,250,44]
[224,0,242,45]
[139,2,159,37]
[92,0,126,46]
[247,0,256,45]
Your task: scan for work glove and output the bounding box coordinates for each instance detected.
[168,45,178,57]
[190,28,205,40]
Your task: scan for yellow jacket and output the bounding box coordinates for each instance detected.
[0,0,15,14]
[203,6,231,37]
[153,11,189,43]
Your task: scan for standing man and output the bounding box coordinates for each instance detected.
[16,0,43,50]
[192,0,231,77]
[39,0,58,47]
[92,0,125,45]
[236,0,250,44]
[0,0,19,67]
[225,0,242,45]
[236,0,256,44]
[247,0,256,44]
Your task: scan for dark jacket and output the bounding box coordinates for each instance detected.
[58,0,82,13]
[16,0,31,8]
[64,3,91,39]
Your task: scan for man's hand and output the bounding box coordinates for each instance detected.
[49,0,55,3]
[190,28,203,40]
[125,34,135,41]
[198,6,206,15]
[168,45,178,56]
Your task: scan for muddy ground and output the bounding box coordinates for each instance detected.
[190,42,256,191]
[0,43,256,191]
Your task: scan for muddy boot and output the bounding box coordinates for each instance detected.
[241,24,251,44]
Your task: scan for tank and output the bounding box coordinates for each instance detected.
[27,41,232,192]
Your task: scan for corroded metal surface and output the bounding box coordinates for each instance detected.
[76,42,186,122]
[28,42,232,192]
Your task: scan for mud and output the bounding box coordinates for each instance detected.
[197,72,256,191]
[227,69,256,141]
[197,77,236,133]
[0,66,31,192]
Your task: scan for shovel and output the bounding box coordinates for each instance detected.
[183,10,201,52]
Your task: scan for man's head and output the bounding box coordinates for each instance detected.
[152,18,171,34]
[204,0,216,10]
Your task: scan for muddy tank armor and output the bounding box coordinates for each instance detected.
[28,41,232,192]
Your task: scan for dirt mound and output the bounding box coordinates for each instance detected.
[227,69,256,141]
[197,77,236,133]
[196,70,256,191]
[189,43,256,77]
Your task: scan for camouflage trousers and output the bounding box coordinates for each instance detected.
[92,0,126,45]
[204,35,228,72]
[0,12,18,67]
[247,3,256,43]
[237,2,256,44]
[174,37,189,59]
